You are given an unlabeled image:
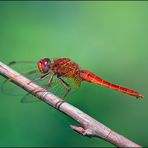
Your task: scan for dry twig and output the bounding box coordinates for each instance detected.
[0,61,141,147]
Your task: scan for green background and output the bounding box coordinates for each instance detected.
[0,1,147,147]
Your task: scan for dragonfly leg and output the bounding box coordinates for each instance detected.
[58,77,71,99]
[32,72,55,96]
[28,72,50,84]
[40,72,55,89]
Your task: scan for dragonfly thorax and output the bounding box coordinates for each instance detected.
[38,58,51,73]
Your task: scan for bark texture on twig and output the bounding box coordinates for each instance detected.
[0,61,141,147]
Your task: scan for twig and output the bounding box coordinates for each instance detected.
[0,61,141,147]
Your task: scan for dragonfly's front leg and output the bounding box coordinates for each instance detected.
[31,72,55,97]
[28,72,50,84]
[41,72,55,89]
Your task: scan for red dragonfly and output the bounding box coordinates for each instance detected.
[2,58,144,100]
[36,58,143,99]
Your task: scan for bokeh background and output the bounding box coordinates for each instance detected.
[0,1,148,147]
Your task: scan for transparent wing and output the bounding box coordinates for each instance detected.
[8,61,37,73]
[1,61,40,95]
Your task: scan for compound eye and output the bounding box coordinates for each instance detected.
[43,61,49,73]
[38,58,50,73]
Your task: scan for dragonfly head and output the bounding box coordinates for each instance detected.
[38,58,51,73]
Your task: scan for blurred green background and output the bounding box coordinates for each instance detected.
[0,1,147,147]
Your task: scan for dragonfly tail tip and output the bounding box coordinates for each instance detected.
[136,94,144,99]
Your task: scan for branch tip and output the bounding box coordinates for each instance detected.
[70,125,86,135]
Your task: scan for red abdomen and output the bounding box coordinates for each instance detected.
[80,70,143,99]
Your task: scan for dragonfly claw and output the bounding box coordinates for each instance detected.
[27,80,32,85]
[55,99,65,109]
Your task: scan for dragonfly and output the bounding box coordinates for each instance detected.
[2,57,144,102]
